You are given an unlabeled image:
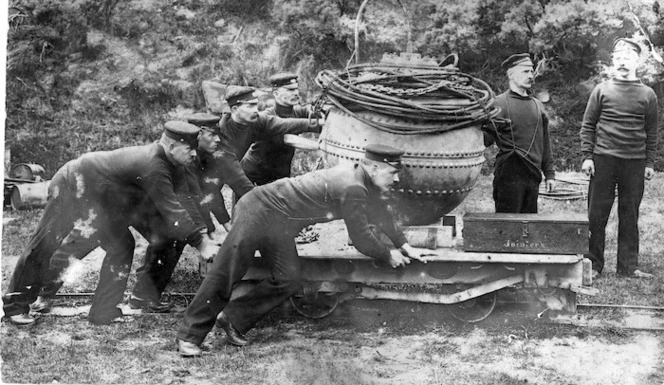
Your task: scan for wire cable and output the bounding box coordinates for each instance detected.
[315,63,501,135]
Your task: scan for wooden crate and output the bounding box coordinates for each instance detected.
[462,212,588,255]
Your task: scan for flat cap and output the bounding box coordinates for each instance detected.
[187,112,221,135]
[501,53,533,70]
[613,38,641,54]
[164,121,200,147]
[365,143,404,169]
[270,72,299,90]
[225,86,258,107]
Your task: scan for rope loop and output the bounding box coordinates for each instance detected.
[315,63,500,135]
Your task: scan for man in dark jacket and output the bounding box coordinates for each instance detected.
[129,113,230,312]
[580,38,659,279]
[214,85,323,194]
[130,91,323,312]
[241,72,321,185]
[2,122,219,325]
[176,144,429,356]
[483,53,556,213]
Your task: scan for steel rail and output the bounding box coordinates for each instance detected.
[48,293,664,312]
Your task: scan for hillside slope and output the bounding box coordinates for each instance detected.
[5,0,664,176]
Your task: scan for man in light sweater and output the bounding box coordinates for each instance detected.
[580,38,659,279]
[483,53,556,213]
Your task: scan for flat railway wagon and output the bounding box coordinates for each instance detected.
[231,213,596,323]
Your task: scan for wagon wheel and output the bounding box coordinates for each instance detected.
[449,292,497,323]
[290,292,340,319]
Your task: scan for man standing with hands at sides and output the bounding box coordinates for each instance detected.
[580,38,659,280]
[241,72,321,186]
[483,53,556,213]
[176,144,431,356]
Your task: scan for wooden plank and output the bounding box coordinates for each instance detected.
[357,275,524,304]
[297,247,583,264]
[463,212,587,223]
[372,225,455,249]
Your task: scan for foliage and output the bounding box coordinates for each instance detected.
[417,0,664,80]
[205,0,272,19]
[413,0,664,170]
[4,0,664,174]
[271,0,358,70]
[80,0,122,29]
[7,0,104,170]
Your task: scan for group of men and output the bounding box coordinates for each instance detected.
[484,37,659,280]
[1,72,430,356]
[2,37,659,355]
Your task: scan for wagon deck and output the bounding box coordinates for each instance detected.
[230,215,596,322]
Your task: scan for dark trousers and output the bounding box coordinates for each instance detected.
[132,240,187,302]
[177,192,303,345]
[2,164,162,324]
[3,169,82,316]
[493,155,541,213]
[2,168,133,323]
[31,227,176,308]
[587,154,645,275]
[240,157,286,186]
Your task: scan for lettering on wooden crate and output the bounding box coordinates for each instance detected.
[503,239,545,249]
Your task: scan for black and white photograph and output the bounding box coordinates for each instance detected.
[1,0,663,384]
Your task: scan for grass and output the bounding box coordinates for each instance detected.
[2,303,655,385]
[2,172,664,384]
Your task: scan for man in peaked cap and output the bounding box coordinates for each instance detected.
[207,85,323,205]
[2,121,220,326]
[176,143,430,356]
[580,37,658,280]
[272,72,299,89]
[241,72,323,186]
[130,113,232,312]
[483,53,556,214]
[613,37,642,55]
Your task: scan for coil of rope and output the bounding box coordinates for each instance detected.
[539,187,588,200]
[315,63,501,135]
[539,176,590,200]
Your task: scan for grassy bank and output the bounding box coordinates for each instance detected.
[2,172,664,384]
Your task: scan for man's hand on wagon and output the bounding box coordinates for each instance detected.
[399,243,435,264]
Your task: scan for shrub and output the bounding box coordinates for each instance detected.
[5,0,664,174]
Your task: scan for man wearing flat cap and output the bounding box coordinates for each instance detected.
[176,143,430,356]
[129,112,238,312]
[2,122,220,326]
[580,37,658,279]
[483,53,556,213]
[213,85,323,201]
[241,72,322,186]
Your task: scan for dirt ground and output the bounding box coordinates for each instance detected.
[2,222,663,385]
[3,298,663,385]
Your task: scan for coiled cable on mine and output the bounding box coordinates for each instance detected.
[315,63,501,135]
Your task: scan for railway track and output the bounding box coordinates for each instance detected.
[31,292,664,332]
